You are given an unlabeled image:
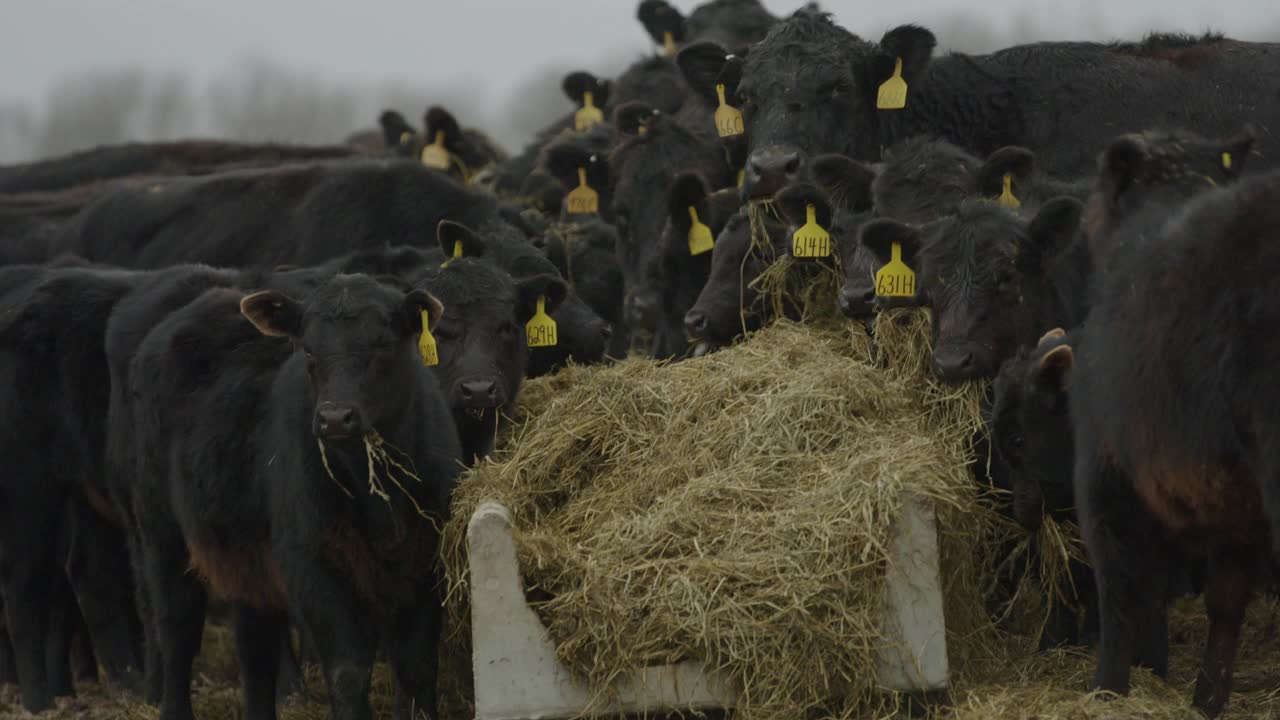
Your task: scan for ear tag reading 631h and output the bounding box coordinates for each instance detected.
[687,206,715,255]
[876,57,908,110]
[420,130,450,170]
[792,204,831,258]
[714,83,744,138]
[526,296,558,348]
[565,167,599,214]
[418,309,439,366]
[575,90,604,131]
[875,241,916,297]
[997,172,1021,210]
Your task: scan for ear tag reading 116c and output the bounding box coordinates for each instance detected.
[418,309,439,366]
[687,206,715,255]
[420,130,450,170]
[662,31,678,57]
[792,204,831,258]
[574,90,604,131]
[997,172,1021,210]
[714,83,745,138]
[526,296,558,347]
[876,57,908,110]
[565,168,599,214]
[875,241,916,297]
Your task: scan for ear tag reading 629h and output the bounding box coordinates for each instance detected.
[875,241,916,297]
[792,204,831,258]
[876,57,908,110]
[714,83,744,138]
[565,167,599,215]
[997,172,1021,210]
[420,130,450,170]
[418,309,439,366]
[526,296,558,348]
[575,90,604,131]
[687,206,715,255]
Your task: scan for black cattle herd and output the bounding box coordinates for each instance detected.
[1,1,1279,718]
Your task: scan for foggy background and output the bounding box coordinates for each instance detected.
[1,0,1276,165]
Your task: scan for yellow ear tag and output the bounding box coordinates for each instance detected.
[526,295,558,348]
[714,83,745,138]
[574,90,604,132]
[997,172,1021,210]
[687,207,715,256]
[1222,152,1233,169]
[662,31,678,57]
[876,57,908,110]
[737,168,745,189]
[791,204,831,258]
[565,167,599,214]
[398,131,414,147]
[420,130,450,170]
[874,241,916,297]
[440,239,463,268]
[418,309,439,366]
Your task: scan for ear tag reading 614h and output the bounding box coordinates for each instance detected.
[876,57,908,110]
[997,172,1021,210]
[575,90,604,131]
[714,83,744,138]
[420,130,451,170]
[526,296,558,348]
[875,241,916,297]
[418,309,439,366]
[792,204,831,258]
[565,167,599,214]
[687,206,715,255]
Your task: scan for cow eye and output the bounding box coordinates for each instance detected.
[819,80,851,98]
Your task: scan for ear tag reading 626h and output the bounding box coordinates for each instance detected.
[565,167,599,215]
[876,57,908,110]
[714,83,744,138]
[792,204,831,258]
[420,130,450,170]
[526,296,558,348]
[997,172,1021,210]
[418,309,439,366]
[687,206,715,255]
[875,241,916,297]
[575,90,604,131]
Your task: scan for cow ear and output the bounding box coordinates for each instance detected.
[668,172,710,233]
[436,220,488,260]
[810,154,876,212]
[1098,134,1148,201]
[544,145,610,197]
[515,274,570,322]
[774,183,833,231]
[1035,344,1074,393]
[1025,196,1083,264]
[1037,327,1067,345]
[424,106,463,151]
[614,101,660,137]
[1219,127,1255,177]
[875,25,937,86]
[562,71,610,108]
[403,289,444,333]
[859,218,921,267]
[636,0,686,48]
[240,291,303,338]
[379,110,416,150]
[676,41,731,104]
[978,146,1036,198]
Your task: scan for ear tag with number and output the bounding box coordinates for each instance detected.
[687,207,715,256]
[526,296,558,348]
[997,172,1021,210]
[420,130,450,169]
[876,57,908,110]
[565,168,599,215]
[574,90,604,131]
[791,204,831,258]
[874,241,916,297]
[714,83,745,138]
[418,309,439,366]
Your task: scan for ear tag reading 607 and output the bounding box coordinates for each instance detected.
[566,167,599,214]
[876,57,908,110]
[526,296,558,348]
[687,206,715,255]
[875,241,916,297]
[575,90,604,131]
[792,204,831,258]
[997,172,1021,210]
[418,309,439,366]
[420,130,450,170]
[714,83,745,138]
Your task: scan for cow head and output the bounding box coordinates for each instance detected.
[239,275,443,442]
[683,205,786,348]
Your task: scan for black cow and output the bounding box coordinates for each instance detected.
[537,217,628,358]
[378,106,508,181]
[637,0,777,55]
[130,275,460,720]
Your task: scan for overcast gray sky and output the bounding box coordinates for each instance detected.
[1,0,1276,162]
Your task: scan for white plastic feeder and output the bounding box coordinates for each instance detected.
[467,497,948,720]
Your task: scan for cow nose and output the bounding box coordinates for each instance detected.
[744,147,804,200]
[460,379,499,408]
[839,287,877,318]
[683,310,709,339]
[931,347,975,381]
[314,405,360,439]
